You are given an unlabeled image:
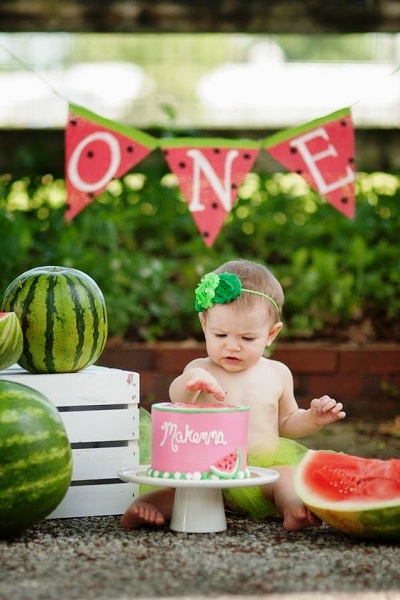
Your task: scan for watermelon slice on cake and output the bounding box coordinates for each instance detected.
[160,137,260,247]
[65,103,157,220]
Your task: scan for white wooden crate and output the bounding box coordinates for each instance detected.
[0,364,139,518]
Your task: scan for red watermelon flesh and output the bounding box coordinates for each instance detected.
[210,448,242,479]
[297,450,400,504]
[65,104,157,221]
[161,140,260,247]
[294,450,400,540]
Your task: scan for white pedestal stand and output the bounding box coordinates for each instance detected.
[118,466,279,533]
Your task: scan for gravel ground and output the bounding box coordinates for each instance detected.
[1,515,399,600]
[1,420,399,600]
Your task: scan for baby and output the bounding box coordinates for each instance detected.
[121,259,345,531]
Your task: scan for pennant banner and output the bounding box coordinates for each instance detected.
[65,103,158,221]
[159,137,260,247]
[263,107,356,219]
[64,104,356,245]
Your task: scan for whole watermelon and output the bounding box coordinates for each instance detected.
[0,266,108,374]
[0,312,23,370]
[0,379,72,537]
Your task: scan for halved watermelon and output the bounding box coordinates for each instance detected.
[210,448,242,479]
[294,449,400,540]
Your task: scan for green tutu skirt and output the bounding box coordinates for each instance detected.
[138,407,308,518]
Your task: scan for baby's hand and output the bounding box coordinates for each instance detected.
[186,372,226,401]
[310,395,346,425]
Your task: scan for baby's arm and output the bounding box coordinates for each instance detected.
[277,362,345,438]
[169,362,226,404]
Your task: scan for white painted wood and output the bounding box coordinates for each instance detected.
[0,364,139,407]
[49,482,138,518]
[61,407,139,443]
[72,443,138,480]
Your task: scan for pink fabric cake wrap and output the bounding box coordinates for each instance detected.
[148,402,250,480]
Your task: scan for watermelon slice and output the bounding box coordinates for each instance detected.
[210,448,242,479]
[294,450,400,540]
[65,103,157,221]
[160,137,260,247]
[264,107,356,219]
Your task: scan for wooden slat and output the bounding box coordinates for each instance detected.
[0,365,139,407]
[61,407,138,444]
[48,482,138,518]
[71,444,138,480]
[0,129,397,176]
[0,0,398,34]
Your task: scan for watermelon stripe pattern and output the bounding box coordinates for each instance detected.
[0,312,23,370]
[0,266,108,374]
[0,381,72,537]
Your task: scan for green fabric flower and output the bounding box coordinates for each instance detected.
[194,273,219,311]
[195,272,242,311]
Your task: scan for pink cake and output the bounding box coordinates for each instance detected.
[147,402,250,481]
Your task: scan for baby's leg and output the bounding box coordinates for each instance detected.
[261,466,320,531]
[120,488,175,529]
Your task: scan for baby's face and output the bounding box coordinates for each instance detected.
[200,303,276,372]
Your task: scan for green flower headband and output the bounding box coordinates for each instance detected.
[194,272,280,315]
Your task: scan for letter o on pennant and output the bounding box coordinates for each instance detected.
[68,131,121,193]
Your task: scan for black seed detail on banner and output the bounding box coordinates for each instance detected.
[127,146,134,153]
[341,120,347,127]
[243,153,251,160]
[179,162,186,169]
[163,150,169,156]
[70,119,78,126]
[203,231,210,239]
[231,183,237,190]
[88,193,95,199]
[211,202,219,210]
[296,169,303,175]
[213,148,221,154]
[290,147,298,154]
[87,151,94,159]
[349,157,355,164]
[342,197,348,204]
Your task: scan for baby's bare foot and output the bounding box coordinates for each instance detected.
[120,501,165,529]
[282,502,321,532]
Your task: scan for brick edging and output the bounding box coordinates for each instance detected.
[98,342,400,419]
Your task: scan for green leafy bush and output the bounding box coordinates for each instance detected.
[1,168,399,343]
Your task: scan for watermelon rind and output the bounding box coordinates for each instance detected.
[0,265,108,374]
[0,312,23,371]
[294,449,400,540]
[0,379,72,538]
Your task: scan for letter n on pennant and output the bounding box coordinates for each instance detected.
[160,138,260,246]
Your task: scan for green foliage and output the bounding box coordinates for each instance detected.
[1,169,399,343]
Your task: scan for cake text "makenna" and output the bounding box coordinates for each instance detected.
[159,421,228,452]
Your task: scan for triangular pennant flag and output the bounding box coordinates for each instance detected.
[159,138,261,247]
[264,107,356,219]
[65,103,157,221]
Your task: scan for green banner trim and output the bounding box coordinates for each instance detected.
[159,137,262,150]
[69,103,158,149]
[263,107,351,148]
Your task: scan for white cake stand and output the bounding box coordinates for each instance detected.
[118,465,279,534]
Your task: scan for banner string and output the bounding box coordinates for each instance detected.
[0,41,69,103]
